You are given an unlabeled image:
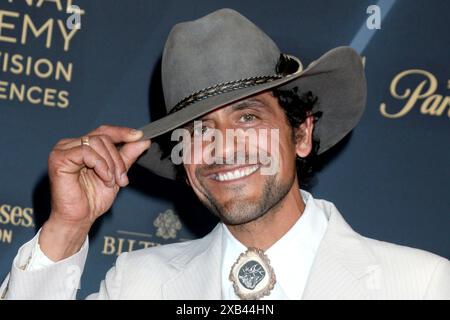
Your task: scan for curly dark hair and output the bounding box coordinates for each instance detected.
[158,87,322,183]
[272,87,322,184]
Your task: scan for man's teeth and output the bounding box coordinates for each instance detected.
[213,165,259,181]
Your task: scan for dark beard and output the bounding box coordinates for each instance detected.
[197,171,295,226]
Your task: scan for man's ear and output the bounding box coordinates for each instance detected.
[295,115,314,158]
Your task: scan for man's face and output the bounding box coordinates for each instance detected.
[182,91,313,225]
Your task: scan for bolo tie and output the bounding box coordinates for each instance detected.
[229,247,276,300]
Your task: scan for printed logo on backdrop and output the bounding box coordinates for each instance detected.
[0,0,84,108]
[380,69,450,119]
[102,209,186,256]
[0,203,35,245]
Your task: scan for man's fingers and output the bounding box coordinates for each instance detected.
[119,140,151,171]
[98,135,128,186]
[52,146,115,188]
[54,137,79,150]
[55,126,145,151]
[89,125,144,144]
[50,125,150,186]
[87,136,117,185]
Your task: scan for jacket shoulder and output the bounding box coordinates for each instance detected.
[318,201,449,299]
[361,236,450,299]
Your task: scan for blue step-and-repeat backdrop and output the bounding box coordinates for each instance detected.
[0,0,449,298]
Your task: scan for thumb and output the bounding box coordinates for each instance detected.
[120,139,151,171]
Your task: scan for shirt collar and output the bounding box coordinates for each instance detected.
[220,189,328,299]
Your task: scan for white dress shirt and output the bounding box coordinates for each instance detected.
[25,230,57,271]
[221,190,328,299]
[25,229,87,271]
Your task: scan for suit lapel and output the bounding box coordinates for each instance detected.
[161,199,380,299]
[162,224,223,299]
[302,203,379,299]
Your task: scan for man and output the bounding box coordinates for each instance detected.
[1,8,449,300]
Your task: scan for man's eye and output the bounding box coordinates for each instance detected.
[193,126,211,136]
[239,114,256,122]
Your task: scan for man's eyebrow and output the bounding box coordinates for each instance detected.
[230,98,268,111]
[182,98,271,128]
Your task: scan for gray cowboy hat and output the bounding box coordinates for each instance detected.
[137,8,367,179]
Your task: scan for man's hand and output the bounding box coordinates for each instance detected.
[39,125,151,261]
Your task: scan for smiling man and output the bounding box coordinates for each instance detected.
[181,91,308,229]
[1,8,449,300]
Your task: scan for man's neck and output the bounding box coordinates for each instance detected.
[226,181,305,251]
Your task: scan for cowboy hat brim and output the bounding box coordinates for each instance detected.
[137,46,366,179]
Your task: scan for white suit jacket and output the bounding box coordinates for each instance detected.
[1,197,449,300]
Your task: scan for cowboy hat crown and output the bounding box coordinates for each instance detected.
[137,8,366,179]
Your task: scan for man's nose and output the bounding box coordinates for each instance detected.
[212,123,252,164]
[205,124,233,164]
